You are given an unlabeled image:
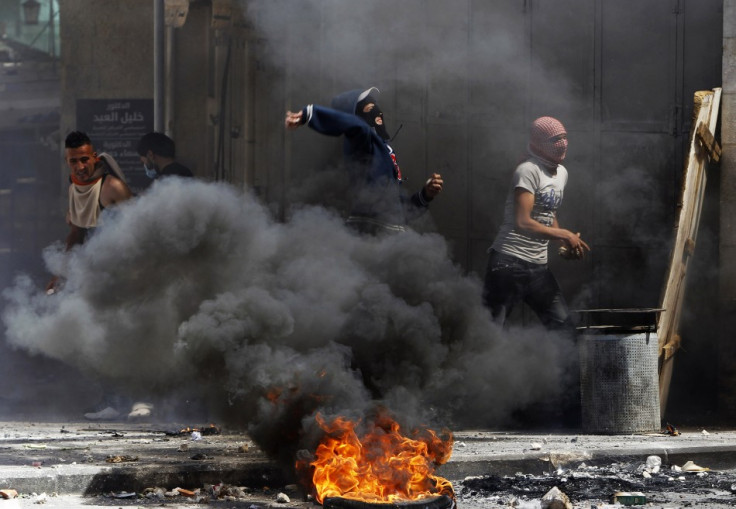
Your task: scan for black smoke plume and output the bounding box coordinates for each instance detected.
[2,179,575,468]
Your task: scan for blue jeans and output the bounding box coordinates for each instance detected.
[482,250,573,331]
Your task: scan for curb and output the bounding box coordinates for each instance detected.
[0,460,290,496]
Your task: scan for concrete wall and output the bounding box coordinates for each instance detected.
[59,1,153,131]
[58,0,217,186]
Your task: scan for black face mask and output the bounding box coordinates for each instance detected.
[358,100,390,141]
[374,117,390,141]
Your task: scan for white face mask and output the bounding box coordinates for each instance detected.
[143,162,157,179]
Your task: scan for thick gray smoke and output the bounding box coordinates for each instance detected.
[2,179,575,464]
[596,165,670,250]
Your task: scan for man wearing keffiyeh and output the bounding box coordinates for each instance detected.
[482,116,590,331]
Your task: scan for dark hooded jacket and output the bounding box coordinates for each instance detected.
[300,88,431,231]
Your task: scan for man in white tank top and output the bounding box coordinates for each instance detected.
[483,117,590,330]
[64,131,132,249]
[47,132,148,422]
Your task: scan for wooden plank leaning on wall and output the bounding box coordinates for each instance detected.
[658,88,722,416]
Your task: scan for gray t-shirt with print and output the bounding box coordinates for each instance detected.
[490,158,568,264]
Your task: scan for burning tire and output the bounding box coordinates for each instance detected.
[323,494,455,509]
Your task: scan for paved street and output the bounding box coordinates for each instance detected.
[0,422,734,507]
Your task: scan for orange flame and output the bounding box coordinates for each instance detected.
[305,412,454,504]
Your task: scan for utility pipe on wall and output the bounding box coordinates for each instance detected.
[165,26,174,137]
[153,0,165,132]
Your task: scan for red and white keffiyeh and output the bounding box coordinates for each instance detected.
[528,116,568,166]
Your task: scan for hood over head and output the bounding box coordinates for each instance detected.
[331,87,380,115]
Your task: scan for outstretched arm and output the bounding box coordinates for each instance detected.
[284,105,372,140]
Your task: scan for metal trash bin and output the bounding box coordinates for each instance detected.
[575,309,662,434]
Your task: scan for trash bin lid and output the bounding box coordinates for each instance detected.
[573,308,664,333]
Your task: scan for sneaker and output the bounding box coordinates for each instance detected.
[84,406,121,421]
[127,402,154,421]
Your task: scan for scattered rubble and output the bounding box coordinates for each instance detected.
[0,489,18,499]
[540,486,571,509]
[105,454,139,463]
[664,423,681,436]
[111,491,136,498]
[32,492,50,504]
[164,424,222,437]
[0,483,306,509]
[612,491,646,505]
[457,458,734,508]
[682,460,710,472]
[22,444,47,450]
[83,482,304,505]
[644,455,661,474]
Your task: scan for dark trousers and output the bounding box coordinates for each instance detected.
[482,249,573,331]
[484,249,581,428]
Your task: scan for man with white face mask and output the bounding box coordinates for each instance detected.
[136,132,193,180]
[483,116,590,331]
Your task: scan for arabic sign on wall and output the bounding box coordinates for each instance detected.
[76,99,153,193]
